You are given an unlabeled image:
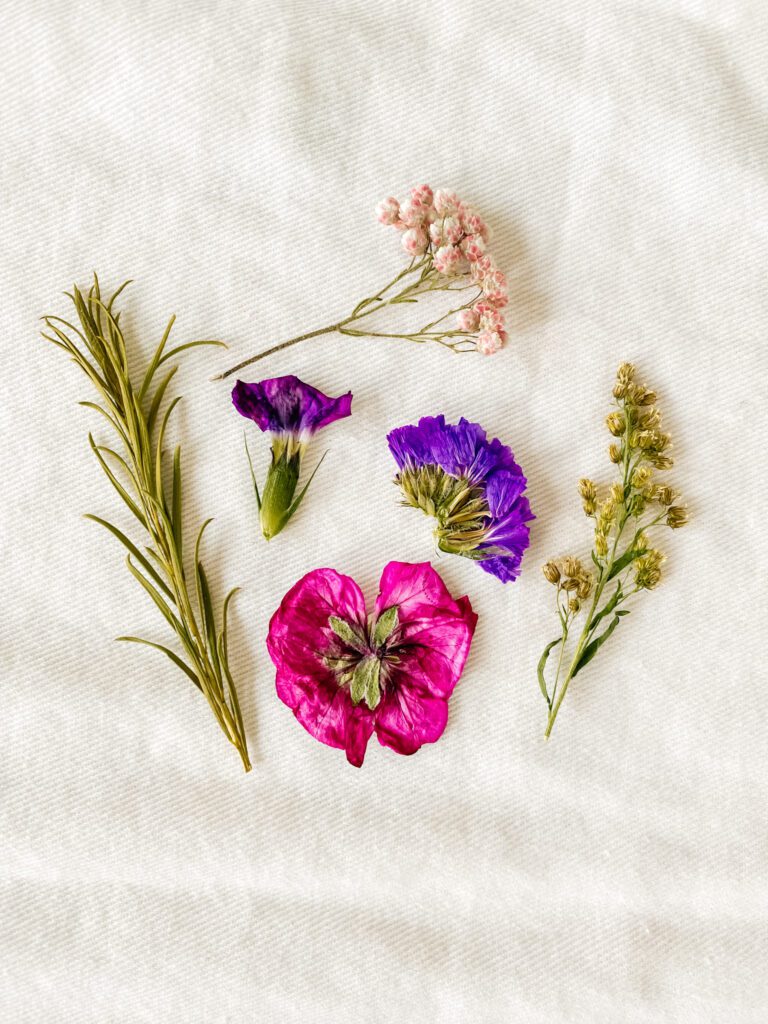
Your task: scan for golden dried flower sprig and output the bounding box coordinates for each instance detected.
[41,276,251,771]
[537,363,688,738]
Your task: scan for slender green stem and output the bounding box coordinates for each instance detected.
[210,258,479,379]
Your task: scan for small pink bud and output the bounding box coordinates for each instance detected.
[471,255,492,283]
[410,184,434,207]
[461,234,486,262]
[375,197,400,225]
[434,189,460,217]
[463,212,489,242]
[483,268,509,307]
[456,308,480,332]
[399,198,426,228]
[477,330,504,355]
[402,227,428,255]
[442,216,463,245]
[433,244,464,276]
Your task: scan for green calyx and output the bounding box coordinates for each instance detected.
[259,445,301,540]
[395,464,489,556]
[248,437,328,541]
[326,606,400,710]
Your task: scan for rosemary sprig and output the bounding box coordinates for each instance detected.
[42,276,251,772]
[538,363,688,738]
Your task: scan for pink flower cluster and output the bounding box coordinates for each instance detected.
[375,184,509,355]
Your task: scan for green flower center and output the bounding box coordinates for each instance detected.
[395,464,489,556]
[322,606,400,710]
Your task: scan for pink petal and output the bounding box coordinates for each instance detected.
[267,567,374,766]
[275,667,375,766]
[374,679,449,756]
[374,561,457,621]
[392,609,475,698]
[267,567,367,676]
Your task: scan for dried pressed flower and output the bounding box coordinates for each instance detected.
[537,363,688,738]
[213,184,510,379]
[267,561,477,766]
[606,411,626,437]
[542,561,561,584]
[666,505,688,529]
[608,443,623,464]
[388,415,534,583]
[232,375,352,540]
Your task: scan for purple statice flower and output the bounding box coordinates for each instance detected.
[387,415,533,582]
[233,375,352,540]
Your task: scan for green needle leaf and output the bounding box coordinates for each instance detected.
[41,277,251,771]
[116,636,201,691]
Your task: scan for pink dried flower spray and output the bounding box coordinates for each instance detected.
[214,184,511,379]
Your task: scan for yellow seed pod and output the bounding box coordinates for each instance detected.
[578,478,597,501]
[631,466,652,489]
[608,443,622,464]
[610,482,624,503]
[568,598,581,613]
[561,578,580,592]
[606,412,625,437]
[542,561,561,584]
[666,505,688,529]
[617,362,635,384]
[595,532,608,557]
[563,556,583,578]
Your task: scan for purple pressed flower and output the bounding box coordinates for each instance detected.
[387,415,534,583]
[232,375,352,540]
[232,375,352,440]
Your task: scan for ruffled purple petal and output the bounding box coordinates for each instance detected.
[484,470,528,517]
[232,375,352,437]
[477,553,524,583]
[387,415,519,482]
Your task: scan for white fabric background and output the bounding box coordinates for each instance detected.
[1,1,766,1021]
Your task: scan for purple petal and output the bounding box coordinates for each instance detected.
[484,470,528,517]
[477,553,524,583]
[387,414,520,483]
[232,375,352,436]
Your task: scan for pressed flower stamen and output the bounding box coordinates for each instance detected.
[325,607,403,710]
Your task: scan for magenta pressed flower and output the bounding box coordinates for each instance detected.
[387,415,534,583]
[232,375,352,540]
[267,561,478,766]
